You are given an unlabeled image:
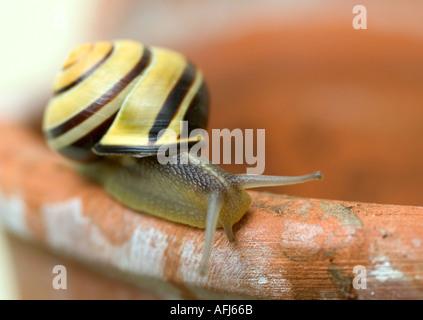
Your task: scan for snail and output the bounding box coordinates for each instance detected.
[43,40,323,274]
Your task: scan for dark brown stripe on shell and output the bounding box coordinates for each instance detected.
[148,62,197,143]
[93,140,198,156]
[182,80,209,133]
[46,47,152,140]
[57,110,119,161]
[54,45,114,95]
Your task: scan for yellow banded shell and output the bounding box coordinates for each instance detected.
[43,39,209,161]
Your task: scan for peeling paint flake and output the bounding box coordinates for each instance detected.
[258,276,268,284]
[179,241,203,281]
[41,198,170,279]
[42,198,89,249]
[0,188,28,238]
[370,255,404,282]
[320,202,363,227]
[411,238,421,248]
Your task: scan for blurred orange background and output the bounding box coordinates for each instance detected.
[1,0,422,206]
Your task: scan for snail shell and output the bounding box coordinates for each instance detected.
[43,40,208,161]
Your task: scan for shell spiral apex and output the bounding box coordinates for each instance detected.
[43,39,209,161]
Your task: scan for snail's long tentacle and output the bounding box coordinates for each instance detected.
[236,171,323,190]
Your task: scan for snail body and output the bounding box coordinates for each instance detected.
[79,153,251,234]
[43,40,322,273]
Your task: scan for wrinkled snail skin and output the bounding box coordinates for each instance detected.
[43,39,323,274]
[78,152,251,231]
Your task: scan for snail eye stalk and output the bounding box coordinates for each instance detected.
[236,171,323,190]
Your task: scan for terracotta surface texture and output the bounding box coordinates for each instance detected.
[0,122,422,299]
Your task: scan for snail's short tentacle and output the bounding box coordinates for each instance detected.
[221,222,235,243]
[235,171,323,190]
[199,192,224,275]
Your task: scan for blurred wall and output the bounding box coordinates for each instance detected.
[2,0,423,122]
[0,0,98,121]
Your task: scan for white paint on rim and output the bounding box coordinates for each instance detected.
[178,231,293,299]
[258,275,268,284]
[179,241,204,281]
[41,198,181,298]
[370,255,404,282]
[411,238,421,248]
[0,188,28,238]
